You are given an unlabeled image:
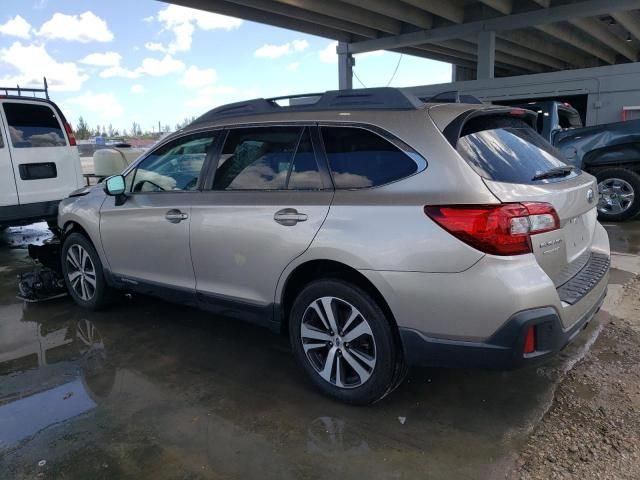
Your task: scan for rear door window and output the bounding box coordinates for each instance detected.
[320,126,422,189]
[212,126,323,191]
[2,102,67,148]
[456,116,578,184]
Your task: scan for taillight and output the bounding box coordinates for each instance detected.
[424,202,560,256]
[64,122,77,146]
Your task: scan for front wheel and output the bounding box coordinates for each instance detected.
[289,279,405,405]
[61,232,112,310]
[596,168,640,222]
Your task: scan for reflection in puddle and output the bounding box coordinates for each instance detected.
[0,310,113,451]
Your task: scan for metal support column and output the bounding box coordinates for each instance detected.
[477,31,496,79]
[337,42,354,90]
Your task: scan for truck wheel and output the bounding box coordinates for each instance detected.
[596,168,640,222]
[61,233,113,310]
[289,279,406,405]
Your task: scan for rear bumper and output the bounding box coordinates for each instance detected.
[399,286,607,370]
[0,200,60,226]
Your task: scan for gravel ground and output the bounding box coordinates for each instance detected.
[510,277,640,480]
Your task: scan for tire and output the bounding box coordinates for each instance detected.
[61,232,113,310]
[289,279,405,405]
[595,168,640,222]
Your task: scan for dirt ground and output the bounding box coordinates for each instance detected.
[510,276,640,480]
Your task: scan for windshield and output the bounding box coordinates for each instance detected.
[457,126,579,184]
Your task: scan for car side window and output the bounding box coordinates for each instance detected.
[212,126,303,190]
[2,102,66,148]
[130,133,216,193]
[288,128,323,190]
[320,126,421,189]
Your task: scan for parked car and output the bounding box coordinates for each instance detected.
[0,82,84,229]
[56,88,610,404]
[513,100,640,222]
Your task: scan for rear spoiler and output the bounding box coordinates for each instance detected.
[441,107,538,148]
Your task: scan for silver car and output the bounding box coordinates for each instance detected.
[58,88,610,405]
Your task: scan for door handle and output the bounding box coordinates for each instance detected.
[165,209,189,223]
[274,208,307,226]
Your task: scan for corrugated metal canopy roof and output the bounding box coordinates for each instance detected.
[163,0,640,76]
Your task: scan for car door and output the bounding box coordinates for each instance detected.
[0,100,78,205]
[189,125,333,322]
[0,109,19,209]
[99,131,219,293]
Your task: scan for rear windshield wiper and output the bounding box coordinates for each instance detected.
[531,165,575,181]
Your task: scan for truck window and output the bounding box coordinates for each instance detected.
[457,116,579,184]
[2,102,67,148]
[558,107,582,129]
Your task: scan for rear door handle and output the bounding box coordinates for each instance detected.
[165,209,189,223]
[274,208,307,226]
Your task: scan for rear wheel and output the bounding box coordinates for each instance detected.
[289,279,405,405]
[61,233,112,310]
[596,168,640,222]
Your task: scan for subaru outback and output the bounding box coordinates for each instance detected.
[57,88,610,404]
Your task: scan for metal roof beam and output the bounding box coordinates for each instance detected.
[570,17,638,61]
[399,0,464,24]
[167,0,357,41]
[494,38,566,69]
[270,0,402,35]
[221,0,378,38]
[478,0,513,15]
[611,11,640,42]
[497,30,592,68]
[345,0,640,54]
[337,0,433,30]
[536,23,617,64]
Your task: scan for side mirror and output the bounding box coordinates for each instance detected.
[104,175,126,196]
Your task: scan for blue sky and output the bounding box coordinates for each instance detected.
[0,0,452,133]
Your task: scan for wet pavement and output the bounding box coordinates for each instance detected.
[0,222,638,480]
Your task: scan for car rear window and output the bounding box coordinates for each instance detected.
[2,102,67,148]
[321,126,424,189]
[456,116,578,184]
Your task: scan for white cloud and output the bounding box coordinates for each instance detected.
[292,39,309,52]
[144,41,165,52]
[38,11,113,43]
[142,15,155,23]
[319,41,338,64]
[0,15,32,39]
[138,55,184,76]
[80,51,121,67]
[287,62,300,71]
[66,91,123,120]
[0,41,88,91]
[151,5,242,54]
[185,85,241,109]
[100,65,139,79]
[255,39,309,59]
[130,84,144,94]
[180,65,217,89]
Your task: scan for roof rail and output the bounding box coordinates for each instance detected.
[421,91,483,105]
[192,87,424,124]
[0,77,49,100]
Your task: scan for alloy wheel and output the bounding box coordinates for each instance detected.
[598,178,635,215]
[300,296,377,389]
[66,244,97,301]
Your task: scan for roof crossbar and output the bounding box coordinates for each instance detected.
[0,77,49,100]
[193,87,424,123]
